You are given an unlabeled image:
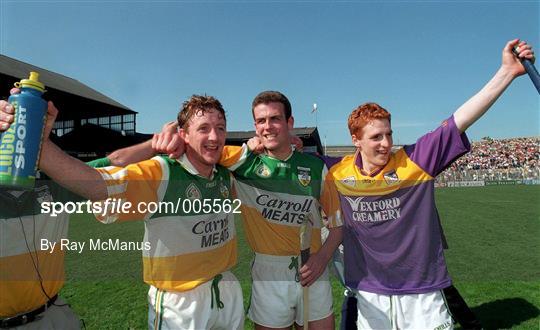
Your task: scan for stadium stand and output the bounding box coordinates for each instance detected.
[438,137,539,183]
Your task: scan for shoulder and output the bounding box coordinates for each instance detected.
[326,153,357,177]
[150,155,182,172]
[333,154,355,168]
[157,155,175,165]
[292,151,325,166]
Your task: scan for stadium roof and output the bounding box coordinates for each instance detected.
[0,54,135,120]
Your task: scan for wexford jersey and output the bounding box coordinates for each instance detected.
[324,116,470,295]
[220,146,342,256]
[96,155,237,292]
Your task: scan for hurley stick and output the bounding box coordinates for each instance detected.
[299,213,313,330]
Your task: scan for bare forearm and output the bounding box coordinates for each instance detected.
[453,66,516,132]
[318,226,343,263]
[39,140,108,200]
[107,139,155,167]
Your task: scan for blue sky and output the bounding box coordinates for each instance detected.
[1,0,538,145]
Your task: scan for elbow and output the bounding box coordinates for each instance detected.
[107,153,126,167]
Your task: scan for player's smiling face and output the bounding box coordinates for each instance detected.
[181,109,226,177]
[253,102,294,159]
[352,118,393,174]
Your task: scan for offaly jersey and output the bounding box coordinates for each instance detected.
[96,155,237,292]
[220,146,342,256]
[324,116,470,295]
[0,158,108,318]
[0,182,67,317]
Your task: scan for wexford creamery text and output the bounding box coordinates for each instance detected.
[345,196,402,223]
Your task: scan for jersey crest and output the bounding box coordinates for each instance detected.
[36,185,53,204]
[186,183,202,200]
[341,176,356,187]
[219,181,230,198]
[297,166,312,187]
[383,170,400,185]
[255,164,272,178]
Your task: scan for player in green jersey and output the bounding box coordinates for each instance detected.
[152,91,343,330]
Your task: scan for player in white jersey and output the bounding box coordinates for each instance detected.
[0,97,191,329]
[153,91,343,330]
[1,94,244,329]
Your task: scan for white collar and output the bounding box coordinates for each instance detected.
[177,154,217,179]
[265,146,294,161]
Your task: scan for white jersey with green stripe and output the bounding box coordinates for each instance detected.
[221,146,341,256]
[96,155,237,292]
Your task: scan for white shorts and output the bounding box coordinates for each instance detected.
[12,297,80,330]
[353,289,454,330]
[247,253,333,328]
[148,271,244,330]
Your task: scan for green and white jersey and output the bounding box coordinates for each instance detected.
[220,146,341,256]
[96,155,237,292]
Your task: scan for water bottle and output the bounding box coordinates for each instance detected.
[0,72,48,190]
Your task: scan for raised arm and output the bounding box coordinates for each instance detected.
[0,98,107,200]
[2,98,194,200]
[1,96,182,197]
[453,39,535,132]
[38,103,108,200]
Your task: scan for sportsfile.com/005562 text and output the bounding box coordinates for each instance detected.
[40,198,242,217]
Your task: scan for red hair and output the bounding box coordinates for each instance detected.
[348,102,391,137]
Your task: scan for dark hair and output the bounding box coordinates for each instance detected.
[177,95,226,130]
[251,91,292,120]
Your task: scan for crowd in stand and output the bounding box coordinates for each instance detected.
[438,137,539,182]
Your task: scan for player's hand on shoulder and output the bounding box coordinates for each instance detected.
[291,135,303,152]
[152,121,184,159]
[247,136,264,154]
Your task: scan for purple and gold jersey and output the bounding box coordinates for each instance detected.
[323,116,470,295]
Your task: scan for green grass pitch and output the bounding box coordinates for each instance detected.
[60,185,540,329]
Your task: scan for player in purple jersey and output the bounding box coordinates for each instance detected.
[323,39,534,329]
[329,228,482,329]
